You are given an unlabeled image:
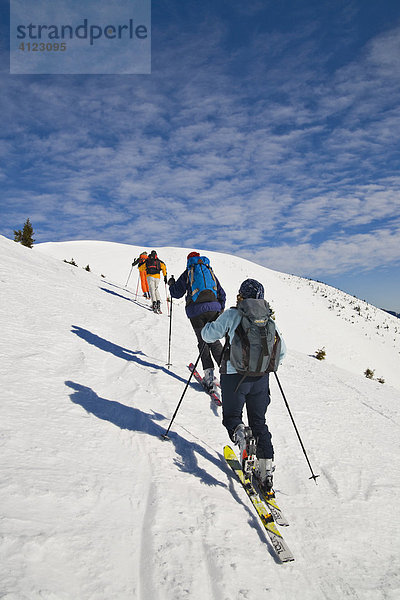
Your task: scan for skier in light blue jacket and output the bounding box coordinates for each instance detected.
[201,279,286,492]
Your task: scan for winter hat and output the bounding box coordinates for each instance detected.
[187,251,200,259]
[238,279,264,299]
[150,250,157,258]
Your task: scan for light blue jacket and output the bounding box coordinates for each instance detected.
[201,308,286,374]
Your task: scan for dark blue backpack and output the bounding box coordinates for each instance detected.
[187,256,218,303]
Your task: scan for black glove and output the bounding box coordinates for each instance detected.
[164,276,168,284]
[168,276,175,286]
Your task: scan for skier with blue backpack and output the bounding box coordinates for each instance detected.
[168,252,226,394]
[201,279,286,494]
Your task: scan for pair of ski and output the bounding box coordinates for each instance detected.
[188,364,293,561]
[188,363,221,406]
[224,445,294,563]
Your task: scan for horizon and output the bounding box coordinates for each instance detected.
[30,236,400,314]
[1,0,400,311]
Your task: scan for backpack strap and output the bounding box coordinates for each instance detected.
[234,373,248,393]
[267,329,282,373]
[218,306,237,369]
[207,265,218,292]
[188,265,196,295]
[218,333,231,367]
[257,327,270,372]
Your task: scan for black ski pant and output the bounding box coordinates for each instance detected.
[190,311,223,371]
[221,373,273,459]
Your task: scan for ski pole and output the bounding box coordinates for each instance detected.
[161,341,206,440]
[164,282,170,316]
[125,265,134,288]
[274,372,320,484]
[135,273,140,300]
[166,296,173,368]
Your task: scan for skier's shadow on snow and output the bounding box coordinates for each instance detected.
[71,326,186,384]
[65,380,224,488]
[100,287,132,302]
[100,287,152,311]
[65,381,278,556]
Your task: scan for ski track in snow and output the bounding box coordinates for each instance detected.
[1,236,400,600]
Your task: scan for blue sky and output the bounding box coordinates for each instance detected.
[1,0,400,311]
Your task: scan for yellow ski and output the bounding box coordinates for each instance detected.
[224,445,294,562]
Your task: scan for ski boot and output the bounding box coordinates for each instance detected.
[204,368,220,397]
[203,368,214,391]
[233,424,257,474]
[156,300,162,314]
[254,458,275,495]
[152,301,158,313]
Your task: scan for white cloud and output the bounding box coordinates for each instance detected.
[1,13,400,282]
[246,226,400,277]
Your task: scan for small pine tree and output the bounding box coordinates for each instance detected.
[64,258,78,267]
[315,347,326,360]
[14,218,35,248]
[364,368,375,379]
[84,264,91,272]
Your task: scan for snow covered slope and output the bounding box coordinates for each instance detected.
[1,234,400,600]
[36,239,400,390]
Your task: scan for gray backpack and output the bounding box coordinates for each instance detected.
[229,298,281,376]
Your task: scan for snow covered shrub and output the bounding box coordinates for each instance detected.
[64,258,78,266]
[84,264,91,272]
[364,368,375,379]
[377,377,385,384]
[315,347,326,360]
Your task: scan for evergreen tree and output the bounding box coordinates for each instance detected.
[14,218,35,248]
[315,347,326,360]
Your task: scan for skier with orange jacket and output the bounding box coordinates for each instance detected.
[132,251,150,299]
[140,250,167,313]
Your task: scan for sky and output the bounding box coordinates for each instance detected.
[1,0,400,311]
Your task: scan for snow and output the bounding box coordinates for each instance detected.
[1,234,400,600]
